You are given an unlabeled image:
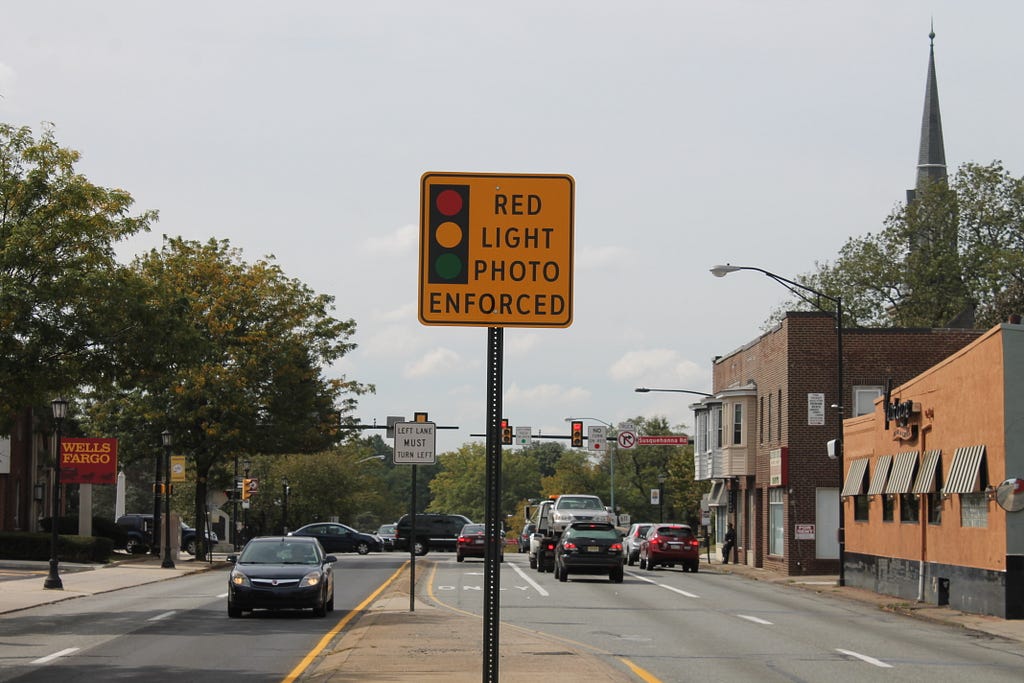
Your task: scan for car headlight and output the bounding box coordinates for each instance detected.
[299,571,322,588]
[230,569,251,587]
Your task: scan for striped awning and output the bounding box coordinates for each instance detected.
[867,454,893,496]
[885,451,919,494]
[944,445,987,494]
[842,458,870,497]
[912,450,943,494]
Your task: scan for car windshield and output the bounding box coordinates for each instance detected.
[461,524,485,534]
[655,526,693,538]
[556,497,602,510]
[240,542,320,565]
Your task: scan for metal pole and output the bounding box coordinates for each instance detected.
[483,326,503,683]
[43,402,65,590]
[162,433,175,568]
[409,464,416,613]
[152,442,162,556]
[233,454,240,551]
[836,298,846,586]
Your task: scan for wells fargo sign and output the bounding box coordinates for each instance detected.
[61,438,118,485]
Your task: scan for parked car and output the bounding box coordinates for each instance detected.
[115,514,218,555]
[553,521,624,583]
[639,523,701,572]
[376,523,397,551]
[622,523,653,566]
[289,522,381,555]
[518,522,536,553]
[394,513,472,555]
[226,536,336,618]
[456,523,505,563]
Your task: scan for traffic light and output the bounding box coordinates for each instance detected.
[241,478,252,501]
[427,184,470,284]
[570,420,584,448]
[501,418,512,445]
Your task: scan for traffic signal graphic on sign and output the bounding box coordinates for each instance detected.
[570,420,584,448]
[427,184,470,284]
[501,418,512,445]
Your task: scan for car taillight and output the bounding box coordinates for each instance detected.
[562,541,577,550]
[458,536,468,543]
[610,542,622,552]
[545,542,556,551]
[690,539,699,549]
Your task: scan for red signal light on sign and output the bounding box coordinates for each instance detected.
[428,185,470,284]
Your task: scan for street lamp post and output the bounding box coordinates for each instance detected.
[634,387,714,398]
[281,477,290,535]
[232,454,240,552]
[43,397,68,590]
[151,433,162,557]
[161,430,175,569]
[711,263,845,586]
[564,417,616,516]
[242,459,251,543]
[658,473,666,523]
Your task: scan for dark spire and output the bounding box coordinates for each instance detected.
[908,23,947,202]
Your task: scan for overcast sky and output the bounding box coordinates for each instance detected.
[4,2,1023,455]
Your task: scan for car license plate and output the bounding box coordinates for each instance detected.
[474,538,484,544]
[668,543,681,549]
[586,545,600,553]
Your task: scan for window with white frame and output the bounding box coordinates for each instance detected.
[713,404,723,448]
[769,488,783,555]
[853,386,884,417]
[733,403,743,445]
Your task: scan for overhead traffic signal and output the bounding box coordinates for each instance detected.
[426,184,470,284]
[501,418,512,445]
[570,420,584,448]
[241,478,255,501]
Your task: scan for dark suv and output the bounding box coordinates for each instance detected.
[394,513,472,556]
[115,514,218,555]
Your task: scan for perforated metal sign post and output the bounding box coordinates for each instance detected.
[419,172,574,328]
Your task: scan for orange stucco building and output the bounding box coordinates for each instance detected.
[843,321,1024,618]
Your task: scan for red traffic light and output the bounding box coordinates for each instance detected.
[570,420,584,447]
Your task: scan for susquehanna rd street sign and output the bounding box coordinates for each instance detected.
[393,421,437,465]
[419,172,574,328]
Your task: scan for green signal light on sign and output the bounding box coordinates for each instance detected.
[429,185,470,284]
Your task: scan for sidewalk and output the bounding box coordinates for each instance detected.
[2,552,1021,681]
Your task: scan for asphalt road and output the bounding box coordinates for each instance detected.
[431,554,1024,682]
[0,554,408,683]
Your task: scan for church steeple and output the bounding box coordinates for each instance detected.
[908,24,947,203]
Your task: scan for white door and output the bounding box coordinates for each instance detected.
[815,488,839,559]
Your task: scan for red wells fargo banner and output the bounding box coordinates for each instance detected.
[61,438,118,485]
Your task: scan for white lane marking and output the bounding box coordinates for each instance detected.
[737,614,773,625]
[218,592,228,598]
[147,611,176,622]
[629,572,700,598]
[836,648,893,668]
[511,563,549,597]
[31,648,80,664]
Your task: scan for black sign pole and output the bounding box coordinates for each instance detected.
[483,327,503,683]
[409,463,416,613]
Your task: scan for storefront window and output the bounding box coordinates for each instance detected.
[960,493,988,528]
[882,494,895,521]
[854,495,869,521]
[927,492,942,525]
[900,493,919,522]
[769,488,783,555]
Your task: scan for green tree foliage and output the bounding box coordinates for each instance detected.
[0,124,156,421]
[84,236,371,557]
[427,442,543,522]
[792,162,1024,329]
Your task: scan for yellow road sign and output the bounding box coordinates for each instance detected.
[419,172,574,327]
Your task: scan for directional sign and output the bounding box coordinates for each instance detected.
[637,435,689,446]
[515,426,532,446]
[394,421,437,464]
[419,172,575,328]
[588,425,607,452]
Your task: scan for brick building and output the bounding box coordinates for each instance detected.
[843,321,1024,618]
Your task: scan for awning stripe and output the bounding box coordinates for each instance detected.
[867,454,893,496]
[944,445,986,494]
[912,450,942,494]
[885,451,919,494]
[842,458,870,497]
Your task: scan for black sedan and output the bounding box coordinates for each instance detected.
[554,522,625,583]
[227,536,336,618]
[289,522,381,555]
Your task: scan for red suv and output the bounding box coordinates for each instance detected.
[639,524,700,573]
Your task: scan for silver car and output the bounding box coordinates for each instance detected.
[622,522,653,566]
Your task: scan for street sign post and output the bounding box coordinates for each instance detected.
[394,421,437,465]
[419,172,575,328]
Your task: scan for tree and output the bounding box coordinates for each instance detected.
[84,237,370,558]
[427,442,543,522]
[0,123,156,421]
[791,162,1024,330]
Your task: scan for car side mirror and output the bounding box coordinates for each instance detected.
[226,555,238,564]
[324,555,338,564]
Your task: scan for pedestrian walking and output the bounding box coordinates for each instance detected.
[722,523,736,564]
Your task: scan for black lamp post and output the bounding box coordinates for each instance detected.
[242,459,251,543]
[711,263,845,586]
[635,387,714,398]
[658,473,666,523]
[161,430,175,568]
[152,432,163,557]
[281,477,290,535]
[44,397,68,590]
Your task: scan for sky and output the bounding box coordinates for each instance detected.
[4,2,1024,456]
